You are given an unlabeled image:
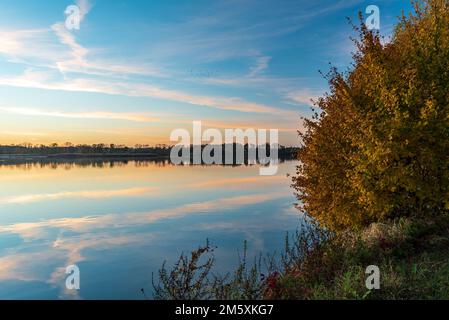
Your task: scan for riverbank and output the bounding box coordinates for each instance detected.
[153,214,449,300]
[266,215,449,299]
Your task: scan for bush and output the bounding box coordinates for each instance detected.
[151,222,330,300]
[292,0,449,232]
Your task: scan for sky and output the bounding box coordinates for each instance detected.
[0,0,412,146]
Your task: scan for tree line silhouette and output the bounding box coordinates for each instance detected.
[0,143,298,162]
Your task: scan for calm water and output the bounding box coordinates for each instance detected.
[0,160,301,299]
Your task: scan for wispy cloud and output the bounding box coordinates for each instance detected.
[0,107,160,123]
[76,0,92,22]
[193,118,300,132]
[0,0,161,79]
[51,23,87,67]
[50,20,163,77]
[0,72,296,116]
[0,28,63,63]
[0,130,48,137]
[0,0,316,125]
[285,89,320,106]
[248,56,271,77]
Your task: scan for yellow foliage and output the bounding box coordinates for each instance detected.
[293,0,449,232]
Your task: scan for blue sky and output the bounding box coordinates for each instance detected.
[0,0,412,146]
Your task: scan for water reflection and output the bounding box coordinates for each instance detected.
[0,158,171,170]
[0,160,301,299]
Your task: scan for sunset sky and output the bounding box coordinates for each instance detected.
[0,0,411,146]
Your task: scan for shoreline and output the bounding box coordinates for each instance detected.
[0,154,295,166]
[0,153,171,160]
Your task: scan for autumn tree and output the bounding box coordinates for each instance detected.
[293,0,449,232]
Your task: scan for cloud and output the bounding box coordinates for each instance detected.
[0,131,48,137]
[0,0,302,121]
[249,56,271,77]
[0,72,297,116]
[0,107,160,123]
[50,18,162,78]
[0,28,63,63]
[0,20,161,79]
[285,89,320,106]
[76,0,92,22]
[194,117,300,132]
[51,23,88,66]
[125,82,285,114]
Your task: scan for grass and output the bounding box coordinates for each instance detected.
[151,214,449,300]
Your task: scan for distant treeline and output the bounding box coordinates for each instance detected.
[0,144,171,157]
[0,143,299,161]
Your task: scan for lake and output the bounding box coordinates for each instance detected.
[0,160,302,299]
